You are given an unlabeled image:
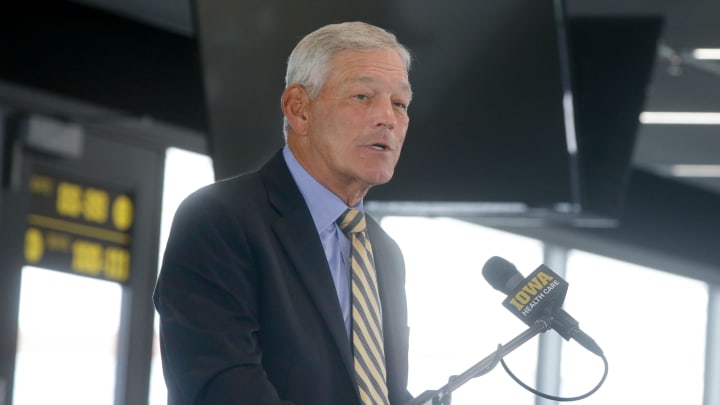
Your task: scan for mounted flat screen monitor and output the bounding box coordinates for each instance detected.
[196,0,659,225]
[566,16,662,223]
[363,1,579,222]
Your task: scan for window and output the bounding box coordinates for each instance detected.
[381,217,542,404]
[13,267,122,405]
[149,147,214,405]
[560,250,708,404]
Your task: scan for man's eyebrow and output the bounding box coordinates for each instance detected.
[354,76,413,100]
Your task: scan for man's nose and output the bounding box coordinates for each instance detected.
[374,97,397,129]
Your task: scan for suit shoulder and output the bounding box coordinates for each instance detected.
[185,171,265,207]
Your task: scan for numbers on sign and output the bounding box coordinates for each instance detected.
[105,247,130,283]
[56,182,83,218]
[31,174,134,284]
[72,240,104,276]
[112,195,134,231]
[46,232,71,252]
[29,175,54,196]
[71,240,131,282]
[24,228,45,264]
[83,187,109,224]
[56,182,111,224]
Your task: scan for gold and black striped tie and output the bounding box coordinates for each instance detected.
[337,209,390,405]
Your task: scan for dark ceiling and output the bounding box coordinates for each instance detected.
[72,0,720,195]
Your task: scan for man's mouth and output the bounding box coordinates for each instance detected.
[371,143,389,151]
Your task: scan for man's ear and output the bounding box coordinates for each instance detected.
[281,84,310,136]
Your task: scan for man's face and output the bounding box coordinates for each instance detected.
[303,48,412,201]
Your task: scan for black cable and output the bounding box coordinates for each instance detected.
[499,349,609,402]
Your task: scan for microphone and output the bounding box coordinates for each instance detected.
[482,256,603,356]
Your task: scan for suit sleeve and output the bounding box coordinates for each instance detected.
[153,190,292,405]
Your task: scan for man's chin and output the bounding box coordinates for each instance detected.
[364,172,395,187]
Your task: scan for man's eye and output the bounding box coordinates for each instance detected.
[354,94,369,101]
[394,102,408,111]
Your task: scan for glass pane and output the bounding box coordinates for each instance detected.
[560,250,708,405]
[13,266,122,405]
[381,216,543,405]
[149,147,214,405]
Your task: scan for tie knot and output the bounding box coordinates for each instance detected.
[337,209,366,235]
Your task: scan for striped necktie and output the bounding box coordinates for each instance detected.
[337,209,390,405]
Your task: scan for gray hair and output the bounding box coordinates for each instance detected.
[283,21,412,138]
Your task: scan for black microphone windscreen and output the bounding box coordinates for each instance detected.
[482,256,524,295]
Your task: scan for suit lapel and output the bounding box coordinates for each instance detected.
[367,216,408,404]
[260,152,356,389]
[367,217,401,339]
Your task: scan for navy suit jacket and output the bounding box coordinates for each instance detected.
[154,151,411,404]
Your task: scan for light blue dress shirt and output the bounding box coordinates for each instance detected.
[283,146,360,336]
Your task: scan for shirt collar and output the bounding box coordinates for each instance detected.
[282,145,362,232]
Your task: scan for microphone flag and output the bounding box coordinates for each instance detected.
[501,264,569,326]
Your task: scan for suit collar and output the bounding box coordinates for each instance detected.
[260,149,304,215]
[260,150,358,392]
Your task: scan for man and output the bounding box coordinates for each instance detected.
[154,21,413,404]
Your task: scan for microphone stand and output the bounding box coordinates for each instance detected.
[406,317,551,405]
